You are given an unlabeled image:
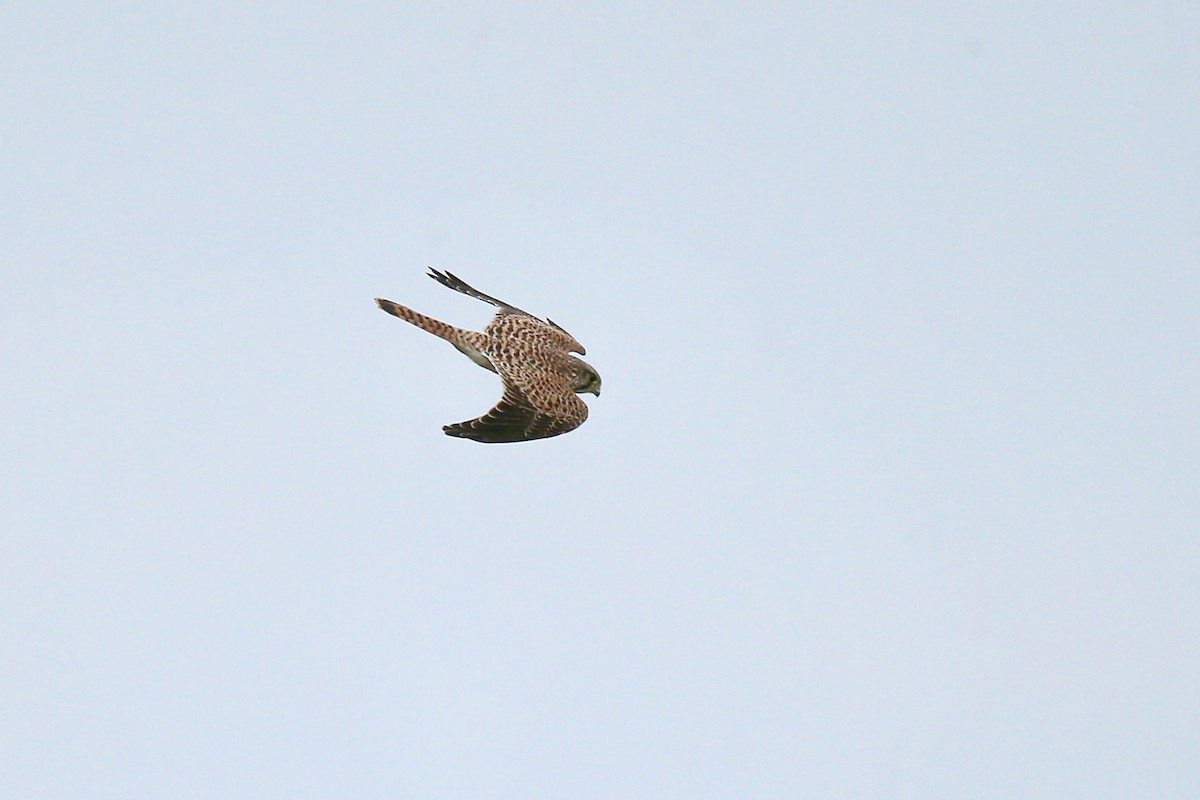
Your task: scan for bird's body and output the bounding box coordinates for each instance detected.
[375,270,601,443]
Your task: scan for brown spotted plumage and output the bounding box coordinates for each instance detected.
[375,269,601,443]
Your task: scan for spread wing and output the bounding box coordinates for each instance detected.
[429,268,586,355]
[427,268,532,316]
[442,377,588,443]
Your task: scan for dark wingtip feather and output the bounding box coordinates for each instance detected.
[443,423,518,444]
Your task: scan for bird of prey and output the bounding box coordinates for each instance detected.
[375,269,601,443]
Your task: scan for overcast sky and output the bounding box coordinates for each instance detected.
[4,3,1198,798]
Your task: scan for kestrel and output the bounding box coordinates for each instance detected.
[375,270,602,443]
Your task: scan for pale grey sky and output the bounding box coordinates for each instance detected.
[3,3,1198,798]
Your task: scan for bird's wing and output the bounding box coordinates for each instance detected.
[442,374,588,443]
[429,269,586,355]
[427,268,532,316]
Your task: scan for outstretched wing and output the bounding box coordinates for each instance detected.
[442,379,588,443]
[429,268,587,355]
[427,269,532,316]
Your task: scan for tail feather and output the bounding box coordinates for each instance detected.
[375,298,461,343]
[375,297,497,373]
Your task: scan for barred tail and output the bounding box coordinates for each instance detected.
[375,298,462,343]
[375,297,496,373]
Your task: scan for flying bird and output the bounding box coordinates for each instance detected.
[375,270,601,443]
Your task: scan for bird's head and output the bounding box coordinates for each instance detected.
[568,356,602,397]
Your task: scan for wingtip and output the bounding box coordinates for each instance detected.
[442,424,493,443]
